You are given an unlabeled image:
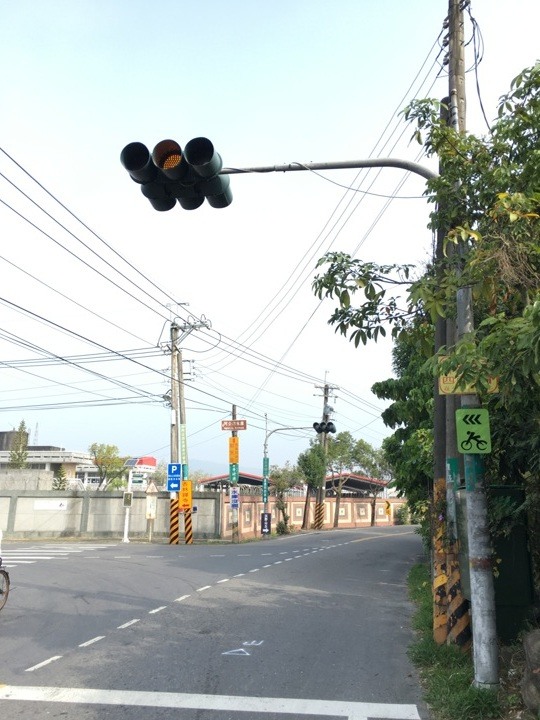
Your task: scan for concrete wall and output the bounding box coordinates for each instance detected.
[0,488,406,541]
[0,490,221,540]
[221,493,406,540]
[0,469,54,491]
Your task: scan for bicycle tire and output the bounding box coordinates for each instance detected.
[0,569,9,611]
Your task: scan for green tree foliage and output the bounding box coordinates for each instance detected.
[297,444,326,530]
[372,320,434,505]
[312,62,540,590]
[326,432,391,527]
[52,465,68,490]
[89,443,127,491]
[269,462,301,533]
[8,420,29,469]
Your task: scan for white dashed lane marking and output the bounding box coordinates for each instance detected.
[117,619,140,629]
[79,636,105,648]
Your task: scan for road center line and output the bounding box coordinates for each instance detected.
[174,595,191,602]
[148,606,167,614]
[196,586,211,592]
[216,578,230,583]
[0,685,421,718]
[24,657,63,672]
[117,619,140,629]
[79,636,105,648]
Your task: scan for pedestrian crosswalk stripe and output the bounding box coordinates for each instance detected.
[0,685,421,719]
[0,544,117,568]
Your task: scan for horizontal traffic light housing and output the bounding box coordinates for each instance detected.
[313,422,336,434]
[120,137,232,212]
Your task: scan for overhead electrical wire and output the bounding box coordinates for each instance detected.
[199,32,446,371]
[232,41,447,411]
[0,24,449,439]
[0,158,334,393]
[197,36,446,390]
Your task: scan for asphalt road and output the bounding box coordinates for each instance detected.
[0,527,429,719]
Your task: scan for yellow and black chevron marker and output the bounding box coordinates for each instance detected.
[446,545,472,649]
[184,508,193,545]
[432,478,448,645]
[169,496,179,545]
[314,500,325,529]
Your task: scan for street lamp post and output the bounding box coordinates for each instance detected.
[262,418,312,536]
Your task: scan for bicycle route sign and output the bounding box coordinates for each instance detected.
[455,409,491,454]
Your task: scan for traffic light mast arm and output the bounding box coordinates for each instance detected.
[263,426,313,459]
[221,158,438,182]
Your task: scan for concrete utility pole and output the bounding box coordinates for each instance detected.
[313,378,337,529]
[166,315,210,545]
[231,404,239,543]
[448,0,499,688]
[169,321,180,545]
[442,0,471,651]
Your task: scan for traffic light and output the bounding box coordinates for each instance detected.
[120,137,232,211]
[313,422,336,434]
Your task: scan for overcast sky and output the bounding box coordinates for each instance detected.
[0,1,538,475]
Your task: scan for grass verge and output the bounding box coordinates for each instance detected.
[407,563,534,720]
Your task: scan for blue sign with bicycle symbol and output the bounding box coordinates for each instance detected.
[455,409,491,454]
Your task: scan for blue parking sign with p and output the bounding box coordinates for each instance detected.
[167,463,182,492]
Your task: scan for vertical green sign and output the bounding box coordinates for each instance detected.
[455,409,491,454]
[263,457,269,477]
[262,478,269,503]
[229,463,239,484]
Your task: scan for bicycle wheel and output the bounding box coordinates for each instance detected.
[0,569,9,611]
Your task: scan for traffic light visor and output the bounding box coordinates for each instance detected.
[120,142,157,183]
[184,137,222,178]
[152,139,188,180]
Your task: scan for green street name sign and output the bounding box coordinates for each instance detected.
[455,409,491,454]
[229,463,239,484]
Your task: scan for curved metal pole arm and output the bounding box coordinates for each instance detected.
[222,158,438,182]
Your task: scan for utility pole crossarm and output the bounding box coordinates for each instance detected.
[221,159,438,182]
